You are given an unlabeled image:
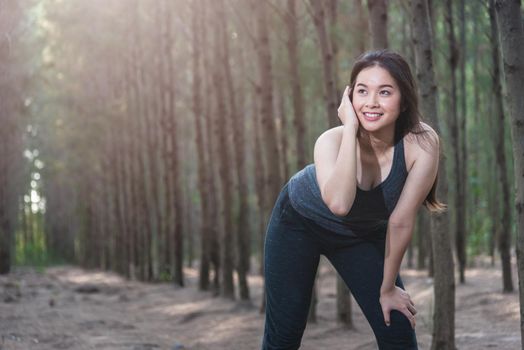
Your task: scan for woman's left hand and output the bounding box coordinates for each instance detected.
[379,286,417,329]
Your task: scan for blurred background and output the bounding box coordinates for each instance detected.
[0,0,519,309]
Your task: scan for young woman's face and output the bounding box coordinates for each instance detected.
[351,65,402,133]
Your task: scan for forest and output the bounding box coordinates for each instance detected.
[0,0,523,349]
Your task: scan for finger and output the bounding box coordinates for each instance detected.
[341,86,349,102]
[339,86,349,108]
[382,307,391,327]
[401,308,416,329]
[407,304,417,315]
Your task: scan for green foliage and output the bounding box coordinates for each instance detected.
[14,228,66,268]
[157,270,173,283]
[467,215,492,258]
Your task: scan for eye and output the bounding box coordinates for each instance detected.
[380,90,392,96]
[357,89,367,94]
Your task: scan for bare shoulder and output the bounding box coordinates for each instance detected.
[319,125,344,139]
[403,122,439,171]
[315,125,344,146]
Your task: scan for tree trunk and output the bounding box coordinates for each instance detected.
[445,0,466,284]
[336,275,353,328]
[458,0,469,284]
[494,0,524,343]
[286,0,307,171]
[458,1,469,279]
[353,0,367,53]
[488,0,514,293]
[412,0,456,348]
[307,0,352,324]
[201,1,221,294]
[254,0,283,309]
[0,1,25,274]
[164,0,184,287]
[254,0,283,215]
[470,3,482,234]
[191,0,212,291]
[109,116,124,274]
[213,1,235,299]
[0,115,11,275]
[216,0,251,301]
[417,210,430,270]
[0,184,12,274]
[488,161,498,267]
[252,83,267,278]
[308,271,318,323]
[133,8,152,280]
[277,93,289,182]
[327,0,340,99]
[125,1,143,279]
[367,0,388,49]
[308,0,339,128]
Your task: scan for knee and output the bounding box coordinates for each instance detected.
[262,324,303,350]
[262,312,306,350]
[374,310,418,350]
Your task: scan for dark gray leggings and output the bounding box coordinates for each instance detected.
[261,183,418,350]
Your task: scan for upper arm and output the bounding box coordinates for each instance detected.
[389,128,440,228]
[313,127,343,196]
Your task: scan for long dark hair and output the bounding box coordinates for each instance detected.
[349,49,446,213]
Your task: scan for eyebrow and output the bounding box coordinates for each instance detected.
[356,83,394,89]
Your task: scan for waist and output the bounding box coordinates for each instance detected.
[287,166,389,238]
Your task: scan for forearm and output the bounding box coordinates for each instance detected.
[380,221,414,293]
[322,125,358,216]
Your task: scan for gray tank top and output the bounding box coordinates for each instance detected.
[288,136,408,238]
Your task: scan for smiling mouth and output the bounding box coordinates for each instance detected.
[363,112,383,120]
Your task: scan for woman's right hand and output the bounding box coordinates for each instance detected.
[337,85,359,131]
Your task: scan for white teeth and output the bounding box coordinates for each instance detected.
[364,112,382,117]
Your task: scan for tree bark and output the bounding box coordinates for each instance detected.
[276,92,290,182]
[458,1,469,280]
[201,0,221,294]
[336,274,353,327]
[213,0,235,299]
[252,83,267,278]
[444,0,466,284]
[470,3,482,230]
[285,0,308,171]
[216,0,251,301]
[164,0,184,287]
[488,0,514,293]
[308,0,339,128]
[254,0,283,212]
[494,0,524,343]
[367,0,388,49]
[0,166,12,274]
[353,0,367,53]
[191,0,212,291]
[412,0,456,348]
[417,210,429,270]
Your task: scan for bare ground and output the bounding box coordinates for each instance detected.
[0,256,520,350]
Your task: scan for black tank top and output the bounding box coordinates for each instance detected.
[287,136,408,239]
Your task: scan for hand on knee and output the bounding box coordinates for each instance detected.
[379,286,417,329]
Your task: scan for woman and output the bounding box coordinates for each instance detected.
[261,50,446,350]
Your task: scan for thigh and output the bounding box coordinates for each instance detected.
[325,240,418,350]
[263,187,321,349]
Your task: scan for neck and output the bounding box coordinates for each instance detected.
[358,127,396,154]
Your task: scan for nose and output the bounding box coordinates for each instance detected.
[365,93,379,108]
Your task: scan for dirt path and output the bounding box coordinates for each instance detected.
[0,257,520,349]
